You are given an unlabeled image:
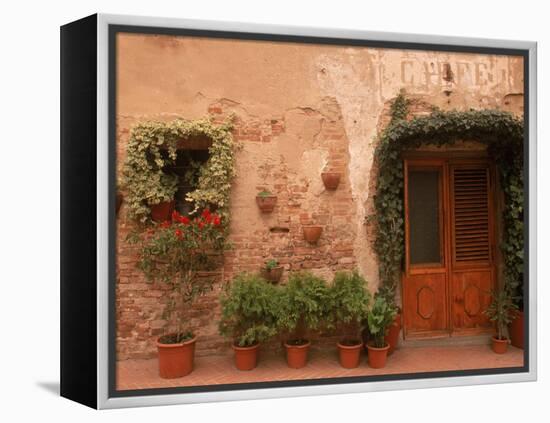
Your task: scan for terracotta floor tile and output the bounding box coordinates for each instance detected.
[115,344,524,391]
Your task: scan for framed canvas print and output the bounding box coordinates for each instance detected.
[60,13,537,409]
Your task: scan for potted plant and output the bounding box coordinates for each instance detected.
[278,272,330,368]
[484,289,518,354]
[261,259,284,283]
[131,209,227,378]
[385,306,402,355]
[256,190,277,213]
[321,171,341,190]
[366,295,397,368]
[219,273,281,370]
[328,271,371,368]
[302,225,323,244]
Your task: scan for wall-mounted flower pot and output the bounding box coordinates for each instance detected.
[284,340,311,369]
[337,340,363,369]
[256,195,277,213]
[157,334,196,378]
[261,266,284,283]
[150,200,175,222]
[385,311,401,355]
[116,193,123,215]
[302,225,323,244]
[491,336,508,354]
[509,310,524,349]
[321,172,341,190]
[367,343,390,368]
[233,342,260,371]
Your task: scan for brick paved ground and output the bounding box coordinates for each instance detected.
[116,344,524,390]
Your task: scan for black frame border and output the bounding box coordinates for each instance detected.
[107,23,530,399]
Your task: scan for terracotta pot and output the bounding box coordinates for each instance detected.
[261,266,284,283]
[233,343,260,371]
[367,343,390,368]
[385,313,401,355]
[491,336,509,354]
[284,340,311,369]
[116,193,123,215]
[321,172,341,190]
[509,310,524,349]
[157,334,196,379]
[337,340,363,369]
[302,225,323,244]
[150,200,175,222]
[256,195,277,213]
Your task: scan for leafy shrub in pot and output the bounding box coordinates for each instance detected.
[328,271,371,368]
[366,295,397,368]
[278,272,331,368]
[219,273,281,370]
[484,289,517,354]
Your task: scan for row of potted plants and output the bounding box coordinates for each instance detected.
[218,271,398,372]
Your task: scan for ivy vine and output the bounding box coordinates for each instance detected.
[372,93,524,306]
[121,117,238,225]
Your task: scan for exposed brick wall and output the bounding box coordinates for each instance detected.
[116,97,359,360]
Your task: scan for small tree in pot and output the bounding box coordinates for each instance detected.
[278,272,330,369]
[366,294,397,368]
[484,289,518,354]
[328,271,371,368]
[130,209,227,378]
[219,273,281,370]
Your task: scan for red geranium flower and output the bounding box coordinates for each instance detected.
[198,221,205,229]
[172,210,180,222]
[201,209,211,220]
[160,221,171,228]
[174,229,183,240]
[212,215,221,226]
[178,215,190,225]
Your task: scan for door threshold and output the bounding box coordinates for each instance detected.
[401,334,492,348]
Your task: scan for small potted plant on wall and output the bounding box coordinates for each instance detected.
[131,209,227,378]
[219,273,281,370]
[328,271,371,368]
[256,189,277,213]
[261,259,284,283]
[366,294,397,369]
[484,289,518,354]
[321,170,341,190]
[278,272,330,369]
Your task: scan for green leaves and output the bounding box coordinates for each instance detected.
[219,273,281,347]
[484,289,518,339]
[367,295,397,348]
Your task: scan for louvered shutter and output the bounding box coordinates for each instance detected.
[451,166,491,264]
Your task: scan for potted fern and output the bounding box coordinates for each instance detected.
[328,271,371,368]
[219,273,281,370]
[484,289,518,354]
[278,272,330,368]
[366,295,397,368]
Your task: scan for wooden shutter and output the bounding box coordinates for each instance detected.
[451,166,491,265]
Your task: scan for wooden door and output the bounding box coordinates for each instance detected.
[402,158,495,338]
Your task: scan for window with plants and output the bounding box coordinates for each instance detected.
[371,92,524,307]
[121,117,238,226]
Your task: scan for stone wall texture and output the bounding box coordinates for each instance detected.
[115,33,524,360]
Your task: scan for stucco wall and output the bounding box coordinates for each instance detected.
[115,33,524,360]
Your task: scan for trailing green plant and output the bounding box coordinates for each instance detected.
[129,208,227,341]
[278,272,331,344]
[218,273,282,347]
[484,289,518,340]
[371,92,524,307]
[264,259,279,271]
[327,271,371,344]
[121,117,238,224]
[367,295,397,348]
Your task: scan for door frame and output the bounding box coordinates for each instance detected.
[401,151,497,339]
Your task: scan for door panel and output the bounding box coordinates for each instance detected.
[402,158,495,338]
[450,163,495,333]
[403,272,448,336]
